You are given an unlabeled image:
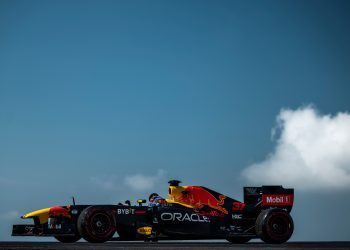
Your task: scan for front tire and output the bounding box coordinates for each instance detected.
[54,235,81,243]
[77,206,116,243]
[255,208,294,244]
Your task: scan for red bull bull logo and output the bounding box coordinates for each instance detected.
[179,186,228,214]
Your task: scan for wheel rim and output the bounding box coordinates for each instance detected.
[90,212,112,235]
[269,215,290,236]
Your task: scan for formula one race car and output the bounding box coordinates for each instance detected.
[12,180,294,244]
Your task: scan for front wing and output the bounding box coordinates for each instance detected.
[12,224,76,237]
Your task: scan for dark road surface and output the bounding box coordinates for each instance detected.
[0,242,350,250]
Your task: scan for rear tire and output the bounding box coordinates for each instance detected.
[54,235,81,243]
[77,206,116,243]
[255,208,294,244]
[226,237,251,244]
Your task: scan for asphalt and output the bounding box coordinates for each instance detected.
[0,242,350,250]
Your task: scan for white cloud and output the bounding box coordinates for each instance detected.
[0,177,16,186]
[0,211,20,220]
[242,105,350,190]
[124,169,166,191]
[90,175,120,190]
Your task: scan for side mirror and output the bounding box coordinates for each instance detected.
[137,199,146,206]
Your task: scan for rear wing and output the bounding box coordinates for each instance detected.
[244,186,294,212]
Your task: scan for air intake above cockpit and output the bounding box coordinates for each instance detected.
[168,180,181,186]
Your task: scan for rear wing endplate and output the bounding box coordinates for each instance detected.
[244,186,294,212]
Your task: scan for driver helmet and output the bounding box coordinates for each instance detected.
[149,193,160,202]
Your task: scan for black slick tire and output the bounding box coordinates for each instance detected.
[77,206,116,243]
[255,208,294,244]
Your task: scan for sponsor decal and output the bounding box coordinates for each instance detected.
[229,225,243,232]
[117,208,135,215]
[232,202,245,211]
[71,209,78,215]
[47,218,62,229]
[137,226,152,235]
[232,214,242,219]
[48,224,62,229]
[160,212,210,222]
[198,210,224,218]
[179,186,228,214]
[245,187,258,195]
[25,226,34,233]
[135,210,147,215]
[262,194,293,206]
[220,225,243,232]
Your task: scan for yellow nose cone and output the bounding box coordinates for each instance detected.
[22,208,50,224]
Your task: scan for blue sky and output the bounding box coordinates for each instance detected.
[1,0,350,241]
